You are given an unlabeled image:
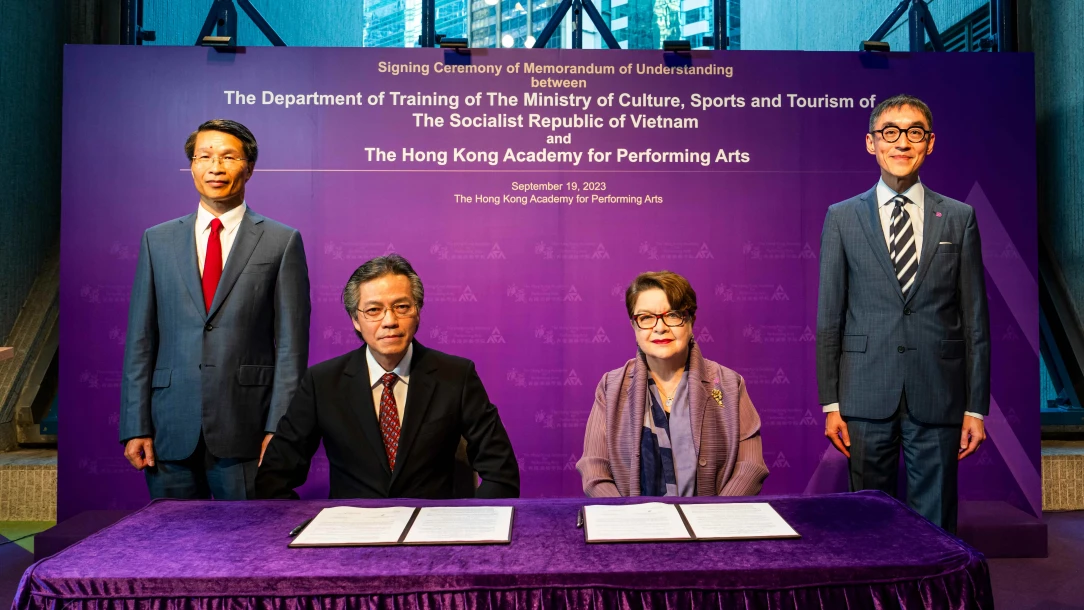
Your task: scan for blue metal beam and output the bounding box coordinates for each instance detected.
[196,0,286,47]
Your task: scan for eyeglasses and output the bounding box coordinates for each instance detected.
[870,126,931,144]
[358,302,418,321]
[631,311,687,330]
[191,155,248,168]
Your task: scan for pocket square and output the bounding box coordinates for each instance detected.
[939,241,953,245]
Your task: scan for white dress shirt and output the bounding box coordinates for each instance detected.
[823,181,981,420]
[367,343,412,423]
[195,202,247,277]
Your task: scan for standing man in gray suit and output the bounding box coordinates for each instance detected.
[120,119,311,499]
[816,95,990,533]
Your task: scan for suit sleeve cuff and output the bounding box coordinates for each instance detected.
[822,403,840,413]
[965,411,984,420]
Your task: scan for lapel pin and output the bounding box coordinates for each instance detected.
[935,212,942,217]
[711,388,724,406]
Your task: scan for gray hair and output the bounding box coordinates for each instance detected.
[341,254,425,326]
[868,94,933,133]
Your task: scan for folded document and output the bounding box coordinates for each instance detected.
[289,505,514,547]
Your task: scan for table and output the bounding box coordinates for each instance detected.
[13,491,992,610]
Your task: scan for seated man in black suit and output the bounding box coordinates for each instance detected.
[256,254,520,499]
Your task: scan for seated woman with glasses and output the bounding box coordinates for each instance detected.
[577,271,769,497]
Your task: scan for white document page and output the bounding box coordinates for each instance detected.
[583,502,692,542]
[401,506,514,544]
[289,506,416,547]
[678,503,800,540]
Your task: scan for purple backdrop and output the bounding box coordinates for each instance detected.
[60,47,1038,520]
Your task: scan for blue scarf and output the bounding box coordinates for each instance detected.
[639,372,696,496]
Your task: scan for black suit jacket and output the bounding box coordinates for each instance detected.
[256,341,520,499]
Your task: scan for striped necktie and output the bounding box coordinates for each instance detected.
[889,195,918,296]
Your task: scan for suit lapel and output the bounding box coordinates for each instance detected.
[343,349,392,477]
[173,214,208,320]
[853,186,905,302]
[208,208,264,320]
[904,189,946,306]
[389,342,437,486]
[686,347,708,459]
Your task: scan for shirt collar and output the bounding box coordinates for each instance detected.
[366,342,413,389]
[195,201,248,232]
[876,179,924,212]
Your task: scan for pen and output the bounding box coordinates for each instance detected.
[289,517,314,537]
[576,508,584,529]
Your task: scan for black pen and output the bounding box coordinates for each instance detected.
[576,508,584,529]
[288,517,314,537]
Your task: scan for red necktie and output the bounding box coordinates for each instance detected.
[379,373,402,471]
[202,218,224,312]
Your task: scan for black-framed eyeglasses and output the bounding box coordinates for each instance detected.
[631,310,687,330]
[357,302,417,321]
[870,126,931,144]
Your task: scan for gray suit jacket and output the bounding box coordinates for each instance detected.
[816,185,990,425]
[120,207,311,461]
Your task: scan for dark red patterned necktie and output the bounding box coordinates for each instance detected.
[201,218,224,312]
[378,373,401,471]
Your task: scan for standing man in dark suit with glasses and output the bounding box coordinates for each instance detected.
[256,254,520,499]
[816,94,990,533]
[120,119,311,500]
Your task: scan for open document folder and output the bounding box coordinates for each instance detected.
[582,502,800,543]
[289,505,515,547]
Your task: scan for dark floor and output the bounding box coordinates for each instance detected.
[987,511,1084,609]
[3,512,1084,608]
[1,532,36,609]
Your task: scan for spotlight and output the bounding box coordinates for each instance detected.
[662,39,691,52]
[860,40,890,52]
[200,35,232,47]
[438,37,469,48]
[524,35,536,47]
[502,34,515,48]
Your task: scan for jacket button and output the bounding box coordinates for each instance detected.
[897,345,905,353]
[698,458,707,466]
[904,308,911,315]
[204,323,213,332]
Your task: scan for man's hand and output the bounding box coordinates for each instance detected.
[825,411,851,458]
[958,415,986,460]
[260,433,273,466]
[124,437,156,470]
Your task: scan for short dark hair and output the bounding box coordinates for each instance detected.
[184,119,259,164]
[342,254,425,340]
[868,94,933,133]
[625,271,697,323]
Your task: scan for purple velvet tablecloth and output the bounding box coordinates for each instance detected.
[12,491,992,610]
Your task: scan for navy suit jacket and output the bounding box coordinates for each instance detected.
[119,207,311,460]
[255,341,521,500]
[816,185,990,425]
